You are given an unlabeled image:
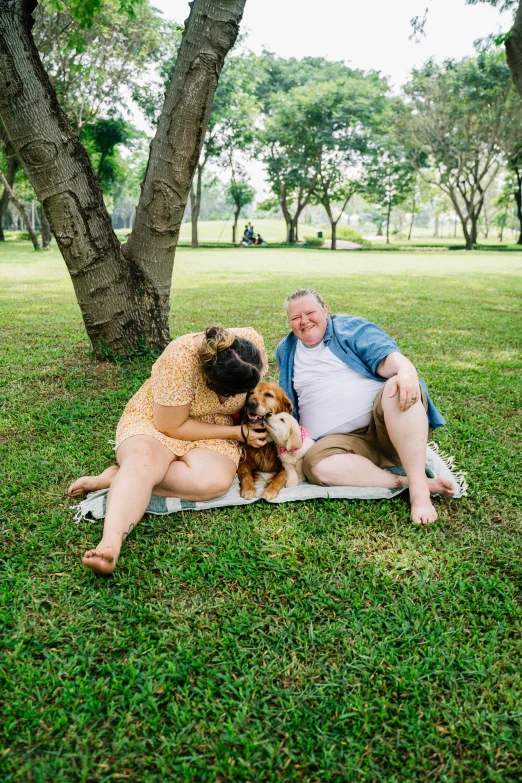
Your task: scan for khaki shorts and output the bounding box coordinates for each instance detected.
[302,384,429,485]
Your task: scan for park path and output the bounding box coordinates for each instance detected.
[323,239,362,250]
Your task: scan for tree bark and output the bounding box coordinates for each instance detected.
[506,2,522,99]
[278,178,316,244]
[190,163,203,248]
[0,0,246,357]
[322,194,336,250]
[0,170,40,248]
[279,183,293,243]
[386,202,392,244]
[232,205,240,244]
[39,202,51,248]
[514,170,522,244]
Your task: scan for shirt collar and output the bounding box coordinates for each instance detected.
[323,315,334,344]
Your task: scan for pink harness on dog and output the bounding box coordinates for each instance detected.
[278,426,310,455]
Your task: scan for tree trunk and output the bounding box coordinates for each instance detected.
[232,206,240,244]
[321,192,336,250]
[0,171,40,249]
[279,183,293,243]
[39,202,51,249]
[506,2,522,99]
[386,203,392,244]
[483,209,489,239]
[470,196,485,247]
[331,221,337,250]
[433,211,439,238]
[190,163,203,248]
[408,193,415,241]
[514,171,522,244]
[190,185,198,248]
[0,145,19,241]
[0,0,246,357]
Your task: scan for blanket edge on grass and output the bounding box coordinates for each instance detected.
[72,442,467,524]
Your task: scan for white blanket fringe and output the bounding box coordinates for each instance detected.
[72,443,467,524]
[427,440,468,496]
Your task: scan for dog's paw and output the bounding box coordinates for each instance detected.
[262,486,280,501]
[240,486,257,500]
[285,475,298,488]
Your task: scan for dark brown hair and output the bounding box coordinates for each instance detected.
[200,326,263,396]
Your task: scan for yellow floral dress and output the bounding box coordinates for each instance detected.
[115,327,267,467]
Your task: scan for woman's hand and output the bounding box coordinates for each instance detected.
[387,371,421,412]
[238,424,267,448]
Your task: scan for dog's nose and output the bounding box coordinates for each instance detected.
[264,412,272,419]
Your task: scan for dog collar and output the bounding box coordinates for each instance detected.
[278,426,310,454]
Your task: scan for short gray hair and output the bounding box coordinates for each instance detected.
[285,288,326,310]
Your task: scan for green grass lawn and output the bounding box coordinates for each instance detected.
[1,241,521,782]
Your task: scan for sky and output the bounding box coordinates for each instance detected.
[151,0,513,88]
[145,0,514,198]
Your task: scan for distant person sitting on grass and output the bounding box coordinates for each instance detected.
[276,289,456,524]
[69,326,268,575]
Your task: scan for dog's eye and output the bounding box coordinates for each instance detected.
[265,392,274,399]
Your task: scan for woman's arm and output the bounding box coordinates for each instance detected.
[154,403,267,447]
[376,351,421,412]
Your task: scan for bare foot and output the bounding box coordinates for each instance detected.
[426,477,456,498]
[82,545,118,575]
[69,465,119,497]
[409,483,439,525]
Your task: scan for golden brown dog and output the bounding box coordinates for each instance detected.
[238,382,293,500]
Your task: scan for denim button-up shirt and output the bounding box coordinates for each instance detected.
[276,314,445,430]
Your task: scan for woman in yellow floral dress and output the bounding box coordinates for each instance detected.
[69,326,268,574]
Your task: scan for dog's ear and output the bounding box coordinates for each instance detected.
[281,390,293,413]
[285,419,302,451]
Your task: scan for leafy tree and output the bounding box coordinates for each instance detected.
[33,0,169,131]
[398,51,522,249]
[258,57,360,243]
[227,177,255,243]
[259,59,388,245]
[308,76,388,249]
[362,143,415,244]
[0,0,247,356]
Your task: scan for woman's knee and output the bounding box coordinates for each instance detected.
[197,472,234,500]
[118,438,170,473]
[302,451,326,485]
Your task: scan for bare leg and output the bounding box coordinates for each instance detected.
[153,447,237,501]
[69,465,119,497]
[381,379,453,524]
[312,453,454,499]
[71,448,237,502]
[82,436,174,575]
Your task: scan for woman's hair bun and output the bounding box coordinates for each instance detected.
[200,326,235,365]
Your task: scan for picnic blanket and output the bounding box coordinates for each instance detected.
[72,442,467,524]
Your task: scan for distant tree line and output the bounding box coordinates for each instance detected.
[4,2,522,253]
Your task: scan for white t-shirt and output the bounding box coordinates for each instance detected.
[293,339,385,439]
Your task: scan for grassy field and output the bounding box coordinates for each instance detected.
[1,241,522,782]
